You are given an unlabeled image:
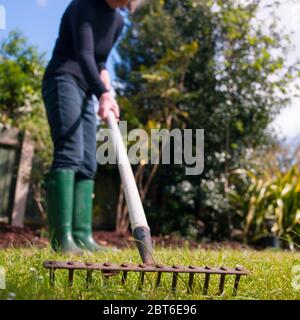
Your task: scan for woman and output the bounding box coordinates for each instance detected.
[42,0,139,253]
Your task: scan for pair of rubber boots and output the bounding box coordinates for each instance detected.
[44,170,105,254]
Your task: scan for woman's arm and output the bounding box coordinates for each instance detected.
[72,21,109,99]
[100,68,111,92]
[70,3,122,121]
[70,3,109,99]
[98,68,120,121]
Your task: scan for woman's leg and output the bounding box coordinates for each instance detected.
[42,74,86,172]
[72,95,106,251]
[76,94,97,180]
[44,169,82,253]
[42,74,86,253]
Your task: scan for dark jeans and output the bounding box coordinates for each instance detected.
[42,74,97,179]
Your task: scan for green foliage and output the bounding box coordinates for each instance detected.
[0,30,52,168]
[115,0,299,239]
[229,165,300,246]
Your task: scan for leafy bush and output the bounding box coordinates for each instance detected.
[0,30,51,167]
[229,164,300,247]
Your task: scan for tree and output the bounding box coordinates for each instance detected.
[0,30,51,165]
[114,0,299,238]
[0,30,52,222]
[115,41,198,234]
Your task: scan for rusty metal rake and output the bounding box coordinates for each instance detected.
[43,260,249,296]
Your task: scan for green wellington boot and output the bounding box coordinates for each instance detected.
[72,179,107,252]
[44,170,83,254]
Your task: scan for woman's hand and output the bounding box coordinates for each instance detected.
[98,92,120,122]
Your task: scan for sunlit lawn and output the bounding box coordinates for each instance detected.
[0,245,299,300]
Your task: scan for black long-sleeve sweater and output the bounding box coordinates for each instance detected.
[44,0,124,99]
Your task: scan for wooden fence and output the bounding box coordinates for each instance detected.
[0,127,34,227]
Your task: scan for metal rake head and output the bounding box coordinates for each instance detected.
[43,260,249,296]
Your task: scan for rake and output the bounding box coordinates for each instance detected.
[43,112,250,296]
[43,260,249,296]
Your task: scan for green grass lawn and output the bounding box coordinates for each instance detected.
[0,245,299,300]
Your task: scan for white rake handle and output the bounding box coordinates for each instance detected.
[107,111,150,232]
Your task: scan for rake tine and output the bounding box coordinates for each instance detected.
[121,271,128,285]
[50,269,55,287]
[171,273,178,293]
[43,261,249,296]
[188,273,194,294]
[233,275,241,296]
[218,274,226,295]
[171,265,181,293]
[121,263,129,285]
[138,271,145,290]
[68,269,74,288]
[155,271,162,288]
[187,265,196,294]
[203,273,210,295]
[155,264,164,288]
[86,270,93,289]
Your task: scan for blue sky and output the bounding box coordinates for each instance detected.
[0,0,299,142]
[0,0,119,74]
[0,0,71,58]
